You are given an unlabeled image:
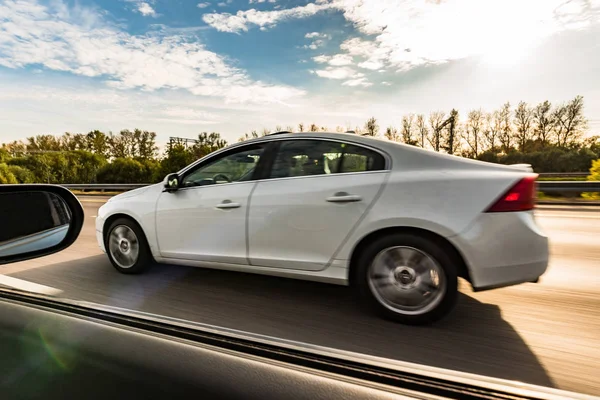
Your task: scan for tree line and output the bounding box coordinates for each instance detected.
[0,96,598,184]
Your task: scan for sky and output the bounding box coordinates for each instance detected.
[0,0,599,147]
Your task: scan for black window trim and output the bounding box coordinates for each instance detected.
[177,142,270,189]
[259,137,389,181]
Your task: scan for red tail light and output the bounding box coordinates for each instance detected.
[485,176,538,213]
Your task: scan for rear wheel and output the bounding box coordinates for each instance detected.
[105,218,152,274]
[354,233,458,325]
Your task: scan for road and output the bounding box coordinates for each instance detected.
[1,198,599,396]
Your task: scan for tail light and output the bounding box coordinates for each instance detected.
[485,176,538,213]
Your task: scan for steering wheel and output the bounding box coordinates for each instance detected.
[212,173,231,183]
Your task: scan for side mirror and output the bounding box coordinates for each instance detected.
[0,185,84,265]
[163,173,180,192]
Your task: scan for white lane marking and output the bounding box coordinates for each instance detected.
[0,275,63,295]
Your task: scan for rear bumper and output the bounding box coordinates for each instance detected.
[450,211,549,291]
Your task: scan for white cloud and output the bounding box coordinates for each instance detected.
[315,67,362,80]
[217,2,226,6]
[0,0,304,104]
[136,2,157,17]
[249,0,277,3]
[312,55,330,63]
[381,81,392,86]
[303,39,325,50]
[197,2,210,8]
[342,77,372,88]
[203,0,600,72]
[327,54,353,66]
[202,2,335,33]
[357,60,384,70]
[305,31,327,38]
[161,107,220,124]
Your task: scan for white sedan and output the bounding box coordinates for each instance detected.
[96,132,549,325]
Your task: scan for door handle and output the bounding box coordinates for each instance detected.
[216,200,241,209]
[326,192,362,203]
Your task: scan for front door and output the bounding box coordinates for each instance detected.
[156,143,266,264]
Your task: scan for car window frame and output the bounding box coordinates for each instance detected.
[177,142,274,190]
[257,137,390,182]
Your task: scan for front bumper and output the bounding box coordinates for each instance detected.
[450,211,549,291]
[95,212,106,253]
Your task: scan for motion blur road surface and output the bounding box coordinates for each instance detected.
[2,197,599,396]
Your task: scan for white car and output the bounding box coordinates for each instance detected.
[96,132,549,325]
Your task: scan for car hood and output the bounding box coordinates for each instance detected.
[107,184,155,202]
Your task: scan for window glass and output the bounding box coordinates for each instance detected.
[340,144,386,173]
[181,145,264,187]
[269,140,384,179]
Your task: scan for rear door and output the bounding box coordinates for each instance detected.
[248,138,389,271]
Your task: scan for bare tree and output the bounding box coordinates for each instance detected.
[298,123,305,132]
[309,123,319,132]
[442,109,460,155]
[532,100,554,147]
[261,128,271,136]
[428,111,445,151]
[401,114,417,145]
[364,117,379,136]
[513,101,534,152]
[286,125,295,132]
[335,126,345,133]
[553,95,588,147]
[483,111,501,151]
[415,114,428,148]
[320,126,328,132]
[463,109,484,157]
[385,126,400,142]
[498,102,512,153]
[275,125,282,132]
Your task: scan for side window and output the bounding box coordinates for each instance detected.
[269,140,385,179]
[269,140,343,179]
[339,144,385,173]
[181,144,265,188]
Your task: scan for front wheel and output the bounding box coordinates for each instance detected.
[105,218,152,274]
[354,233,458,325]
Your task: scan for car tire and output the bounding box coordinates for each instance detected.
[104,217,152,274]
[354,233,458,325]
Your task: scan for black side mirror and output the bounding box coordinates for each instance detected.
[0,185,84,265]
[163,173,180,192]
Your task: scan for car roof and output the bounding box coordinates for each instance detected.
[238,131,397,149]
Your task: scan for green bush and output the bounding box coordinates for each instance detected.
[582,159,600,200]
[97,158,159,184]
[0,163,18,184]
[8,165,36,183]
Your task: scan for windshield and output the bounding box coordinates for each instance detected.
[0,0,598,397]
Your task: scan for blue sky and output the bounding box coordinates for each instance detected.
[1,0,599,146]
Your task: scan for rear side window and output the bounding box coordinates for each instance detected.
[268,139,385,179]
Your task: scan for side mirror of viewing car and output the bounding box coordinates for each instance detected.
[0,185,84,265]
[163,173,180,192]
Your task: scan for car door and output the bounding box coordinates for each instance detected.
[248,138,389,271]
[155,143,267,264]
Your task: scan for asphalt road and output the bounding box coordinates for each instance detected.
[2,198,599,396]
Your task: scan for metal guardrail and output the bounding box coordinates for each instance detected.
[62,184,147,190]
[61,181,600,193]
[537,181,600,192]
[538,172,588,177]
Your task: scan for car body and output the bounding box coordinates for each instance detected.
[96,132,549,324]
